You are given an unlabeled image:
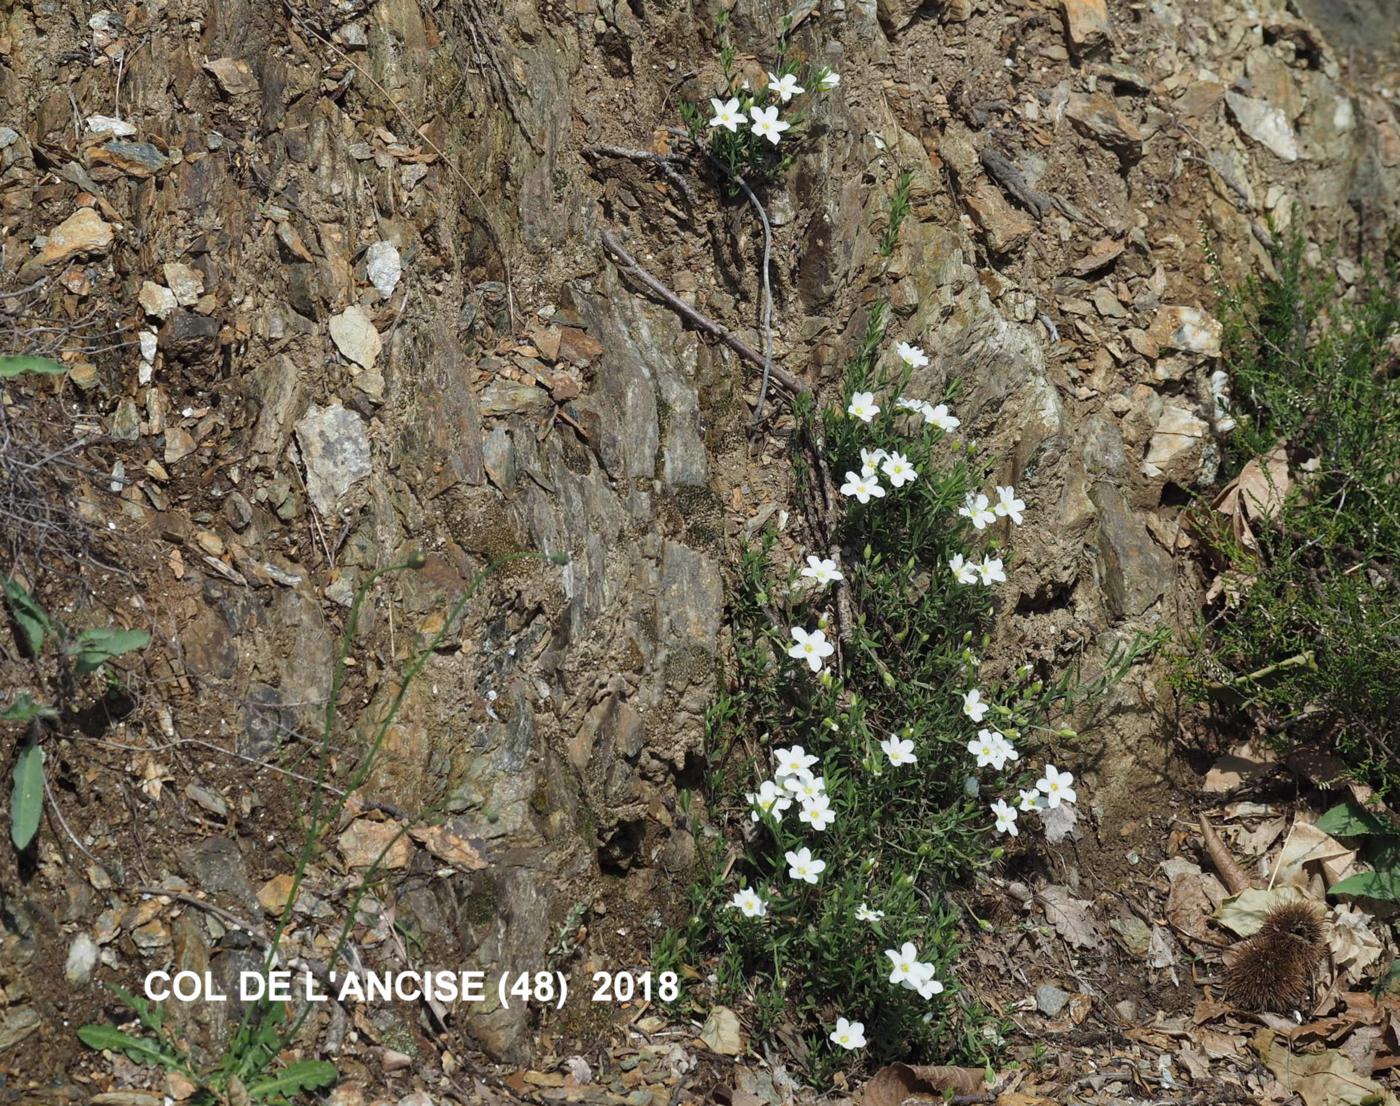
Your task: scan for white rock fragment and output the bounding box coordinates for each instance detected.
[1225,91,1299,162]
[295,403,372,515]
[86,114,137,137]
[65,933,99,984]
[365,241,402,299]
[138,281,178,320]
[163,262,204,306]
[328,305,382,371]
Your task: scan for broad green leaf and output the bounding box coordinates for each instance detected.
[67,627,151,675]
[0,694,56,722]
[1329,869,1400,902]
[76,1024,175,1067]
[1316,801,1394,837]
[10,743,44,849]
[0,355,65,379]
[247,1060,338,1099]
[3,578,50,655]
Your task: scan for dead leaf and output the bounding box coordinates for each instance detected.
[699,1005,743,1056]
[1215,885,1311,937]
[1203,741,1277,792]
[1213,443,1291,551]
[1163,860,1216,941]
[859,1064,989,1106]
[408,824,488,870]
[337,818,411,869]
[1256,1027,1399,1106]
[1041,802,1078,844]
[1036,885,1102,949]
[1271,819,1357,890]
[1330,905,1385,983]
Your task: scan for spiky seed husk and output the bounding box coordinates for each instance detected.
[1223,899,1326,1012]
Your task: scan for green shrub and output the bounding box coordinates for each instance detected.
[1181,232,1400,796]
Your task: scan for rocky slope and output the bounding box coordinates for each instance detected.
[1,0,1398,1096]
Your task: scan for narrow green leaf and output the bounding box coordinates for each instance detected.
[10,743,45,849]
[1316,801,1393,837]
[247,1059,338,1099]
[68,627,151,674]
[77,1024,176,1067]
[0,694,56,722]
[3,578,50,655]
[1329,870,1400,902]
[0,355,66,379]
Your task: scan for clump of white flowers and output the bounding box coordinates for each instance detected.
[721,332,1089,1057]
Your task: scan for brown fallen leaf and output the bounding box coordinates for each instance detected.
[1256,1027,1400,1106]
[859,1063,989,1106]
[408,823,488,870]
[699,1005,743,1056]
[1212,443,1290,552]
[1036,885,1103,949]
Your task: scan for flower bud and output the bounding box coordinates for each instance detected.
[406,550,428,569]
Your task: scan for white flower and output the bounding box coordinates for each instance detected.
[880,451,917,488]
[959,492,997,530]
[840,471,886,504]
[860,446,888,477]
[1018,788,1046,813]
[766,71,805,103]
[730,887,767,917]
[787,626,835,673]
[855,902,884,922]
[784,773,826,802]
[847,390,879,422]
[879,734,917,766]
[994,485,1026,524]
[786,847,825,884]
[819,70,840,91]
[885,941,923,986]
[967,730,998,768]
[708,97,744,132]
[896,342,929,369]
[962,688,990,722]
[924,403,960,432]
[829,1016,865,1049]
[747,779,792,822]
[801,555,843,586]
[774,745,818,781]
[949,554,980,585]
[749,104,790,144]
[991,798,1019,836]
[976,556,1006,586]
[991,731,1019,766]
[1036,764,1077,808]
[908,961,944,999]
[799,794,835,831]
[895,396,926,416]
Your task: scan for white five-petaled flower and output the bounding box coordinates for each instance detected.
[860,446,888,477]
[961,688,990,722]
[949,553,980,586]
[895,396,925,416]
[784,773,826,802]
[991,731,1019,766]
[959,492,997,530]
[896,341,929,369]
[840,470,886,504]
[847,390,880,422]
[923,402,960,432]
[908,961,944,999]
[994,485,1026,524]
[881,451,917,488]
[1018,788,1046,813]
[747,779,792,822]
[766,71,805,103]
[708,97,744,132]
[787,626,835,673]
[1036,764,1077,808]
[885,941,923,986]
[819,70,840,91]
[801,554,843,586]
[977,556,1007,586]
[855,902,884,922]
[829,1016,865,1049]
[799,793,835,831]
[774,744,818,781]
[967,729,1005,769]
[879,734,917,766]
[729,887,767,917]
[991,798,1019,837]
[749,104,790,144]
[786,846,825,884]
